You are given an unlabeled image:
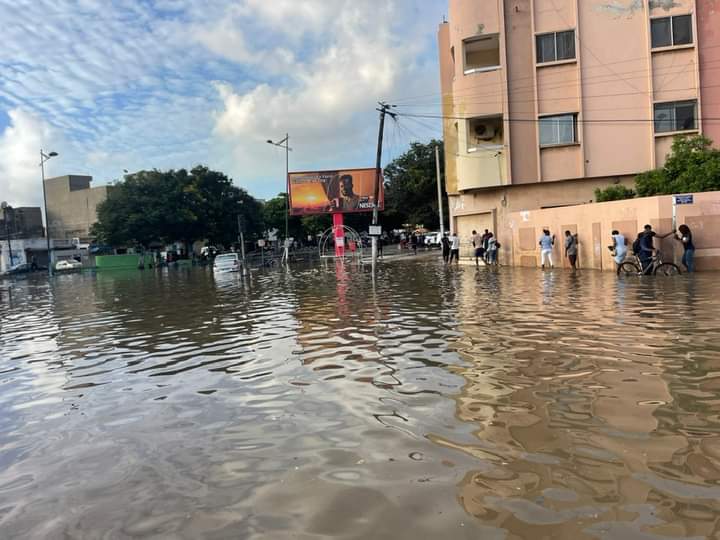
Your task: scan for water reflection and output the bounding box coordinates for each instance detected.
[445,268,720,538]
[0,263,719,538]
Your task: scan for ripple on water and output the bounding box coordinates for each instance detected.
[1,264,720,538]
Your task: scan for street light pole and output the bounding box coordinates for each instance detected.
[267,134,291,264]
[40,150,58,277]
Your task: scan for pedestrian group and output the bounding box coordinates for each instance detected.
[439,224,696,273]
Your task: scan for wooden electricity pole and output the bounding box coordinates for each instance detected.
[372,102,395,265]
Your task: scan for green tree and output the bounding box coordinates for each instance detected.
[92,166,262,249]
[383,140,448,231]
[261,193,302,239]
[300,214,332,236]
[594,184,636,202]
[636,135,720,197]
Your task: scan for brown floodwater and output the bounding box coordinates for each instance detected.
[1,260,719,539]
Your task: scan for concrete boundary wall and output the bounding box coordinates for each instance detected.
[506,191,720,271]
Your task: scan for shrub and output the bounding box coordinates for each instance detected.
[594,184,636,202]
[636,135,720,196]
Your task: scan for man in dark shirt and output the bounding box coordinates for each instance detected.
[638,224,673,274]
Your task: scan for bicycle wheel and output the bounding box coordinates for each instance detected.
[617,261,640,276]
[654,263,681,276]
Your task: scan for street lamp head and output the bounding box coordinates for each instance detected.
[48,152,58,157]
[266,139,274,144]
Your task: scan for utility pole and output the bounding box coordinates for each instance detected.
[237,213,246,273]
[435,144,445,238]
[372,102,395,265]
[1,203,12,271]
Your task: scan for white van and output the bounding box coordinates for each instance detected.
[213,253,241,273]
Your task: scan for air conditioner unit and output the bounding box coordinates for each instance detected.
[474,122,496,141]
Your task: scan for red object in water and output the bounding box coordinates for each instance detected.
[333,213,345,257]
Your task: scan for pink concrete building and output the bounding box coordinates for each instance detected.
[438,0,718,261]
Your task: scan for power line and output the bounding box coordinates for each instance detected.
[393,62,720,107]
[394,111,720,124]
[390,45,720,104]
[393,85,720,112]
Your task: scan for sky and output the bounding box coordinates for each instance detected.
[0,0,444,207]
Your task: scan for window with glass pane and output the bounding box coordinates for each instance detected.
[540,114,576,146]
[536,31,576,64]
[556,31,575,61]
[672,15,692,45]
[651,18,672,48]
[675,102,696,130]
[654,101,696,133]
[654,104,674,132]
[539,118,556,145]
[536,33,556,63]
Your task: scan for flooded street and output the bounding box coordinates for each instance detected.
[1,260,719,539]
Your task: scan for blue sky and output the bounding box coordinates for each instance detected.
[0,0,444,207]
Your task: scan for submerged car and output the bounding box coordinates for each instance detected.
[213,253,241,273]
[1,263,33,276]
[55,260,83,271]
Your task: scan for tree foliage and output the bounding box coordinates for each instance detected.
[636,135,720,197]
[261,193,304,239]
[383,140,448,230]
[594,184,636,202]
[92,166,262,248]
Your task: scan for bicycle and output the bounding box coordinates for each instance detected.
[616,251,681,276]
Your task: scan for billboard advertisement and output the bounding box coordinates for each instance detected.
[288,168,384,216]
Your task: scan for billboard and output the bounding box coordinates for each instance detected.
[288,168,384,216]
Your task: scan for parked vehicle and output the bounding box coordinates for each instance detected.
[56,260,83,272]
[1,263,33,276]
[201,245,218,258]
[425,232,442,247]
[213,253,241,273]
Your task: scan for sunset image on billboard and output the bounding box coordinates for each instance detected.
[288,168,384,216]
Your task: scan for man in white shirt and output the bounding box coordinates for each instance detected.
[449,232,460,263]
[538,229,555,269]
[471,229,484,266]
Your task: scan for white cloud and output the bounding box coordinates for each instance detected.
[0,109,59,207]
[207,1,442,189]
[0,0,443,200]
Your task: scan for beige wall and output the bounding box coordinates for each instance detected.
[45,175,110,241]
[505,190,720,271]
[450,174,637,263]
[503,0,538,184]
[698,0,720,146]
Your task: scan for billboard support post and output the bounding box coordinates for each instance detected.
[284,133,289,265]
[333,213,345,258]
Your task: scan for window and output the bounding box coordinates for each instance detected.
[651,15,692,48]
[463,34,500,74]
[539,114,577,146]
[536,30,575,64]
[654,100,697,133]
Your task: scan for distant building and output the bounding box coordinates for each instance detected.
[0,205,44,238]
[44,175,112,242]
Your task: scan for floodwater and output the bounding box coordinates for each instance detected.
[1,260,719,540]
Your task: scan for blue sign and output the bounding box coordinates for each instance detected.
[673,194,694,205]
